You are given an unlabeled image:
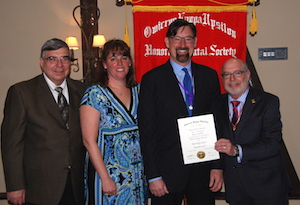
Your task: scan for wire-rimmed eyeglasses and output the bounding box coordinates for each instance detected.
[222,70,248,79]
[44,56,71,64]
[170,36,195,44]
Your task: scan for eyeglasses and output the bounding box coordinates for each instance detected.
[170,36,195,44]
[222,70,247,79]
[44,56,71,64]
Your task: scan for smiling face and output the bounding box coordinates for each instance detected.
[165,26,197,66]
[40,47,71,86]
[102,49,132,82]
[222,58,251,99]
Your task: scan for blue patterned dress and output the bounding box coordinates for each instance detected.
[81,84,147,205]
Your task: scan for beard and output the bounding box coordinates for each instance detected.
[176,47,190,63]
[224,81,249,99]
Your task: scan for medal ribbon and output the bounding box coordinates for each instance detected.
[178,80,194,110]
[231,101,240,131]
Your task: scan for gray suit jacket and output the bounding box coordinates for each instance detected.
[1,74,87,205]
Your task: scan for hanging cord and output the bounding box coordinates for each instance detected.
[131,0,144,3]
[208,0,250,6]
[208,0,258,36]
[124,0,130,46]
[249,3,258,36]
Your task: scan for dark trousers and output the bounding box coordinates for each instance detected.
[58,172,77,205]
[150,166,215,205]
[151,193,215,205]
[228,192,289,205]
[24,173,77,205]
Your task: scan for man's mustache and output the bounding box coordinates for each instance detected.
[176,47,189,51]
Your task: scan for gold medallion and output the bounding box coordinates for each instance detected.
[197,151,205,159]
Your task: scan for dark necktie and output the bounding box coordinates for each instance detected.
[182,68,193,116]
[55,87,69,128]
[231,100,240,131]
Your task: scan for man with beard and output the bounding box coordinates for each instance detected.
[215,58,291,205]
[138,19,223,205]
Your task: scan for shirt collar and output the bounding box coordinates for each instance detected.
[43,73,67,92]
[170,59,192,77]
[228,88,250,104]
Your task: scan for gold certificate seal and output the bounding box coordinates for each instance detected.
[197,151,205,159]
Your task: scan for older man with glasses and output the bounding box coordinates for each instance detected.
[1,38,87,205]
[215,58,291,205]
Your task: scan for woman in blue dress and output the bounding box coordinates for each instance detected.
[80,39,147,205]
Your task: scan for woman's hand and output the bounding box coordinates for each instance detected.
[102,177,117,196]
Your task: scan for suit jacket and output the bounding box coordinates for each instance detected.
[138,60,221,192]
[1,74,87,205]
[219,87,291,201]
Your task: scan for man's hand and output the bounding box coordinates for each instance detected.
[215,138,236,156]
[7,189,25,205]
[149,179,169,197]
[209,169,223,192]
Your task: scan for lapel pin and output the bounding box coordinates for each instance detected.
[251,99,256,104]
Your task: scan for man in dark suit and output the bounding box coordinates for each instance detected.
[1,38,87,205]
[215,58,291,205]
[138,19,223,205]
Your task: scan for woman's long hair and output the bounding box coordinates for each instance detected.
[95,39,137,88]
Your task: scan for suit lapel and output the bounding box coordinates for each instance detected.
[221,94,234,140]
[36,75,65,125]
[164,61,189,116]
[193,63,203,115]
[222,89,257,140]
[193,62,213,116]
[235,88,257,136]
[67,78,81,128]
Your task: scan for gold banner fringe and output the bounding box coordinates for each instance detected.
[132,5,247,13]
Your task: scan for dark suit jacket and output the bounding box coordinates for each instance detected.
[1,74,87,205]
[138,60,221,193]
[219,87,291,201]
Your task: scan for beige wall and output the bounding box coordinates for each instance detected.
[0,0,299,204]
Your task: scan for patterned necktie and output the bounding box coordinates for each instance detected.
[231,100,240,131]
[55,87,69,128]
[182,68,193,116]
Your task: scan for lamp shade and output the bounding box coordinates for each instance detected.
[65,36,79,50]
[93,34,106,47]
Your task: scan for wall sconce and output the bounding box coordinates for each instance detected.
[93,34,106,60]
[72,4,101,84]
[66,36,79,59]
[65,34,106,74]
[65,36,80,72]
[92,34,106,48]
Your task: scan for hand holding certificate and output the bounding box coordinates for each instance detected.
[177,114,219,165]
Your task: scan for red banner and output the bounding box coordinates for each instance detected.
[132,1,248,92]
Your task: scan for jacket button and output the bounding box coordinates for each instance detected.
[233,165,236,168]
